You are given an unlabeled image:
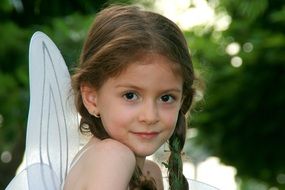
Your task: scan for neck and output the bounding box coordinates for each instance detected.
[136,156,146,170]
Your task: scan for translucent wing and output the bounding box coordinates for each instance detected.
[6,31,80,190]
[6,163,60,190]
[163,178,220,190]
[188,179,220,190]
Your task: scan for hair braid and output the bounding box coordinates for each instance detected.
[168,111,189,190]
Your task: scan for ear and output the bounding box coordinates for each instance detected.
[80,84,99,116]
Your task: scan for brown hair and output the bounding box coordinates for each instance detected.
[72,5,195,190]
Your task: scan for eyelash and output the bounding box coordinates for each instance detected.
[122,92,176,103]
[160,94,176,103]
[123,92,139,101]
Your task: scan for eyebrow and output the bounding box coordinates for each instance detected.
[115,84,182,93]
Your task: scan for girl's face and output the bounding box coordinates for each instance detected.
[84,54,183,157]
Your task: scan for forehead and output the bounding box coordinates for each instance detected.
[123,52,182,78]
[108,53,183,88]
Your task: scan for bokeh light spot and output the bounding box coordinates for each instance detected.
[243,42,254,53]
[1,151,12,163]
[231,56,243,68]
[226,42,240,55]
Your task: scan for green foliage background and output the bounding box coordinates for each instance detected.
[0,0,284,189]
[187,0,285,189]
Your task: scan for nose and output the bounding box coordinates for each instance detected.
[138,100,159,125]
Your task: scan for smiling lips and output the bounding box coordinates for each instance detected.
[131,131,159,139]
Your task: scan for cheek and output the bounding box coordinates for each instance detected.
[162,114,178,141]
[162,109,180,130]
[100,107,134,133]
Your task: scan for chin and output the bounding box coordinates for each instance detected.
[134,147,159,157]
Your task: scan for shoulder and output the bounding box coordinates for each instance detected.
[98,138,135,155]
[144,160,161,172]
[83,138,136,189]
[143,160,164,190]
[94,138,136,163]
[86,138,136,170]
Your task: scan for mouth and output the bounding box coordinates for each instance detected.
[131,131,159,139]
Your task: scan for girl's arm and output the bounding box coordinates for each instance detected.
[84,139,136,190]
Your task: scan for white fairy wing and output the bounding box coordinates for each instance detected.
[188,179,219,190]
[163,178,219,190]
[5,163,60,190]
[6,31,80,190]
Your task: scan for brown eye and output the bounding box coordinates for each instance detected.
[160,95,175,103]
[123,92,138,101]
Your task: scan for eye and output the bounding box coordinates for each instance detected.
[160,95,175,103]
[123,92,138,101]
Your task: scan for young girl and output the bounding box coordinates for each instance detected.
[63,5,196,190]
